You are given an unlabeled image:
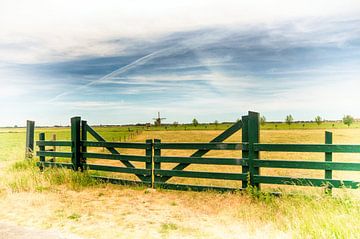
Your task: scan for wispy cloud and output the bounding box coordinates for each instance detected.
[1,2,360,126]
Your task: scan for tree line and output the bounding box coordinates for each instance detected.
[260,115,356,128]
[169,115,356,128]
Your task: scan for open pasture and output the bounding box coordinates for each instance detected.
[0,126,360,238]
[33,125,360,194]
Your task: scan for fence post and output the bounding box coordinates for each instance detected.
[241,115,249,189]
[154,139,161,188]
[325,131,333,194]
[248,111,260,189]
[71,117,81,171]
[39,132,45,171]
[81,120,87,170]
[49,134,56,162]
[146,139,153,187]
[25,120,35,158]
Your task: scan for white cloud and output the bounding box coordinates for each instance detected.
[0,0,360,126]
[1,0,359,63]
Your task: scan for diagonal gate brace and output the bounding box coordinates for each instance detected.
[159,120,243,182]
[86,125,147,181]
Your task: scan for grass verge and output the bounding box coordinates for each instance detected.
[0,159,359,238]
[1,159,100,193]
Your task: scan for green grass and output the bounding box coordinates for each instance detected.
[160,222,178,234]
[0,129,25,163]
[240,189,360,238]
[2,158,100,192]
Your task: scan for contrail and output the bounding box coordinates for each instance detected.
[49,47,181,102]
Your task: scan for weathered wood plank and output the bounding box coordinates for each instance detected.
[86,164,151,175]
[154,143,243,150]
[155,156,244,165]
[155,169,247,180]
[36,141,72,147]
[252,159,360,171]
[155,182,241,192]
[82,141,148,149]
[37,151,72,158]
[254,144,360,153]
[83,152,150,162]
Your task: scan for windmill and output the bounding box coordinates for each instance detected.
[153,112,166,126]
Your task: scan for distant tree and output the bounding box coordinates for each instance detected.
[315,116,322,126]
[192,118,199,127]
[260,116,266,126]
[214,120,219,128]
[285,115,294,128]
[343,115,354,127]
[173,121,179,127]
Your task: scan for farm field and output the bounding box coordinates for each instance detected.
[0,126,359,238]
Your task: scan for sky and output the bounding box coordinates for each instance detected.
[0,0,360,126]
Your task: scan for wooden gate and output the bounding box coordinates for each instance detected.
[37,117,152,186]
[36,112,360,192]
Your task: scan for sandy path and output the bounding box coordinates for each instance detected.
[0,222,83,239]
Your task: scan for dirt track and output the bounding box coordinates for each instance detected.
[0,222,82,239]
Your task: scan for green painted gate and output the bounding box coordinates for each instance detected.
[36,111,360,192]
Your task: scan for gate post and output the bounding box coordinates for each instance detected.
[71,117,81,171]
[145,139,153,187]
[154,139,161,187]
[325,131,333,194]
[25,120,35,158]
[81,120,87,170]
[248,111,260,189]
[241,115,249,189]
[39,132,45,171]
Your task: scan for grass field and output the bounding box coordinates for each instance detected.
[0,125,360,238]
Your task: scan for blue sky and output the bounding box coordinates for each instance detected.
[0,0,360,126]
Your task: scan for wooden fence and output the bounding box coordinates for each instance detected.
[35,112,360,192]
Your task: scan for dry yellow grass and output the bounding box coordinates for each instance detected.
[86,129,360,194]
[0,128,360,238]
[0,186,291,239]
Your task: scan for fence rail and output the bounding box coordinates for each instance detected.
[35,112,360,193]
[252,159,360,171]
[37,141,72,147]
[254,143,360,153]
[82,152,151,162]
[82,141,149,149]
[154,142,243,150]
[154,156,244,165]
